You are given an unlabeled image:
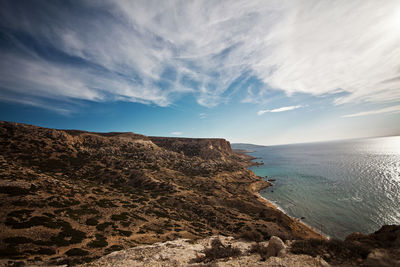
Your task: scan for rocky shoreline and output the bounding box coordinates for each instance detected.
[235,149,326,241]
[0,121,398,266]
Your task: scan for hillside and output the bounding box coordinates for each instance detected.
[0,121,320,266]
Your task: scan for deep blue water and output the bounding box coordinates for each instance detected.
[233,136,400,239]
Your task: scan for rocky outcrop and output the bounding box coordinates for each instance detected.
[345,225,400,266]
[289,225,400,266]
[345,224,400,248]
[266,236,287,258]
[80,235,330,267]
[364,249,399,267]
[149,136,232,160]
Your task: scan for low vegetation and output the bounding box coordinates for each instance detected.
[65,248,89,257]
[291,238,370,264]
[249,242,268,260]
[87,234,108,248]
[0,121,321,265]
[192,238,242,263]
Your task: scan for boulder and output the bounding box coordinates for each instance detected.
[364,249,400,267]
[266,236,286,259]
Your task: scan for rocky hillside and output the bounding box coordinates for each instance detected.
[0,121,320,266]
[149,137,232,160]
[80,235,330,267]
[81,224,400,267]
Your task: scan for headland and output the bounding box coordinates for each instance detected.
[0,121,398,266]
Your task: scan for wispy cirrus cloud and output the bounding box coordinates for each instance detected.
[199,113,207,119]
[1,0,400,113]
[342,105,400,118]
[258,105,303,115]
[170,131,183,136]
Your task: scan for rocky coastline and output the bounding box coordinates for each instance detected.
[0,121,319,266]
[0,121,399,266]
[235,149,330,242]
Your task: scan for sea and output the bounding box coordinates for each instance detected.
[232,136,400,240]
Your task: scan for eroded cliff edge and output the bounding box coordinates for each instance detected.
[0,121,321,265]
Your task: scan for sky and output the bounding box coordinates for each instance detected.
[0,0,400,145]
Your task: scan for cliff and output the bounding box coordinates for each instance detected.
[0,121,320,266]
[149,136,232,160]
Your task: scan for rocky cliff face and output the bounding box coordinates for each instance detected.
[0,121,321,266]
[149,137,232,160]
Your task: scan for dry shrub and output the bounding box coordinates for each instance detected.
[291,238,370,262]
[192,238,241,263]
[249,242,268,260]
[239,230,263,242]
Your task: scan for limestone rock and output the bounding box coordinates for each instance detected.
[266,236,287,258]
[265,254,330,267]
[80,235,330,267]
[364,249,400,267]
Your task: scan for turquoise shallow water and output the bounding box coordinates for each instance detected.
[233,136,400,239]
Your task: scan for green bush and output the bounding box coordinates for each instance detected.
[88,239,108,248]
[65,207,99,220]
[4,236,33,245]
[25,248,56,255]
[249,243,268,260]
[6,215,58,229]
[96,222,114,231]
[7,209,33,219]
[0,186,30,196]
[121,221,131,227]
[111,212,129,221]
[11,200,29,206]
[48,200,73,208]
[0,246,19,258]
[291,238,370,262]
[118,230,132,237]
[50,226,86,246]
[239,230,263,242]
[86,217,99,226]
[43,212,55,218]
[88,234,108,248]
[65,248,89,256]
[97,199,118,208]
[105,245,124,254]
[33,240,55,246]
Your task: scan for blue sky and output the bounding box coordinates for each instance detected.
[0,0,400,145]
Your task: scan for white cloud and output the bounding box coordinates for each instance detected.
[342,105,400,118]
[0,92,73,115]
[1,0,400,109]
[170,131,183,135]
[258,105,303,115]
[199,113,207,119]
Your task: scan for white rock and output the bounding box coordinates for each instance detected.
[266,236,286,259]
[364,249,399,267]
[79,235,332,267]
[277,248,287,257]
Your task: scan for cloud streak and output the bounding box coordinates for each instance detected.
[342,105,400,118]
[1,0,400,111]
[258,105,303,115]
